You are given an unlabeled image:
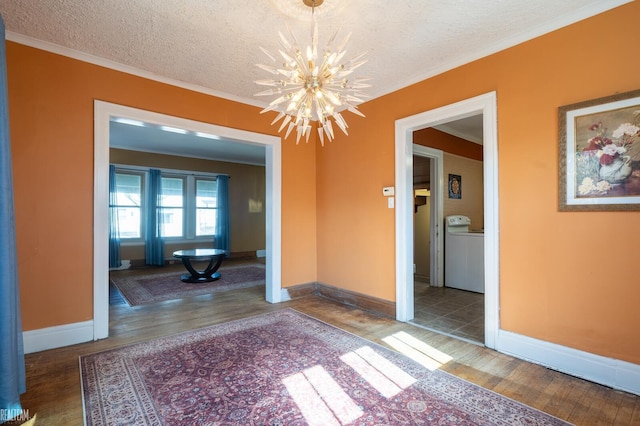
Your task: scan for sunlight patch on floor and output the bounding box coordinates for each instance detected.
[345,346,417,391]
[282,344,421,425]
[341,351,401,398]
[283,365,363,426]
[382,331,453,371]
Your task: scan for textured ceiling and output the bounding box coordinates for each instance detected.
[0,0,630,162]
[1,0,629,105]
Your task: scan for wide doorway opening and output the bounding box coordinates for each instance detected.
[93,101,282,340]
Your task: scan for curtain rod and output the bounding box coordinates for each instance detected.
[111,163,230,178]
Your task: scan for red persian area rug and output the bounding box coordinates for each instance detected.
[80,309,571,425]
[110,264,265,306]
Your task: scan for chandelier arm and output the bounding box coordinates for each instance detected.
[325,119,335,139]
[318,127,325,147]
[325,27,341,51]
[335,32,352,53]
[256,63,279,75]
[271,111,285,126]
[295,125,304,144]
[313,97,325,122]
[347,106,366,118]
[258,47,277,62]
[284,122,296,139]
[278,114,292,132]
[292,54,310,77]
[278,31,292,51]
[285,24,300,51]
[333,112,348,135]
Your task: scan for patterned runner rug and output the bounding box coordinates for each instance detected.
[80,309,570,425]
[110,263,265,306]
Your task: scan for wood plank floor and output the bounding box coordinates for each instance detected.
[19,266,640,425]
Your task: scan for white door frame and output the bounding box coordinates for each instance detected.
[395,92,499,349]
[413,145,444,292]
[93,101,282,340]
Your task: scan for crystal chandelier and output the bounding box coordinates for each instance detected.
[255,0,371,145]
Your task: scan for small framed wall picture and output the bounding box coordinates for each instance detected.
[448,174,462,199]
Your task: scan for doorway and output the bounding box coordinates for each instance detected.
[93,101,282,340]
[394,92,499,349]
[411,121,485,344]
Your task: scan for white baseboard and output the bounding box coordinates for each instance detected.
[279,288,291,302]
[497,329,640,396]
[256,249,266,258]
[109,259,131,271]
[23,320,94,354]
[20,318,640,396]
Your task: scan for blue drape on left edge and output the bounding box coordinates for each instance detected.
[108,165,122,268]
[214,175,230,255]
[0,13,27,420]
[145,169,165,266]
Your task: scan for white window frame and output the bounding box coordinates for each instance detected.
[193,176,218,238]
[159,174,186,239]
[111,164,223,244]
[113,169,145,243]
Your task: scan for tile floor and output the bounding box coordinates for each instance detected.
[412,280,484,344]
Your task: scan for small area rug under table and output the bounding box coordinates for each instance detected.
[110,263,265,306]
[80,309,570,425]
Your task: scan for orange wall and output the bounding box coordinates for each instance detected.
[7,43,317,330]
[443,154,484,230]
[414,128,485,229]
[317,2,640,364]
[7,2,640,365]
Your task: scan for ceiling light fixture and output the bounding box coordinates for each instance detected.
[160,126,188,134]
[112,118,146,127]
[255,0,371,145]
[194,131,221,140]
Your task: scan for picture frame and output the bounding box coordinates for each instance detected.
[559,89,640,211]
[448,174,461,199]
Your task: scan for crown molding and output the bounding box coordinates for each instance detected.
[5,31,265,109]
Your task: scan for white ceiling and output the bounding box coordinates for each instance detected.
[0,0,629,163]
[109,120,267,166]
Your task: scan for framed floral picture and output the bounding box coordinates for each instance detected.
[559,89,640,211]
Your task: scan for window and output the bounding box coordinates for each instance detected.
[196,179,217,236]
[159,176,184,238]
[113,172,142,239]
[111,167,221,241]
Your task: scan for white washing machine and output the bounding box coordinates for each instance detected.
[445,215,484,293]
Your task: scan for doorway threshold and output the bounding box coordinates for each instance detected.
[407,321,485,347]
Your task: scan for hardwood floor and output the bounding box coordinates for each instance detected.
[19,267,640,425]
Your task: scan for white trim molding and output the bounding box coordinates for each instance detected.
[395,91,499,350]
[23,321,94,354]
[498,330,640,396]
[412,145,444,290]
[94,101,282,341]
[6,31,264,109]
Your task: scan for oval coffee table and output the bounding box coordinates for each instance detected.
[172,249,227,283]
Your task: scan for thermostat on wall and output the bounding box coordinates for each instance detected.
[383,186,395,196]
